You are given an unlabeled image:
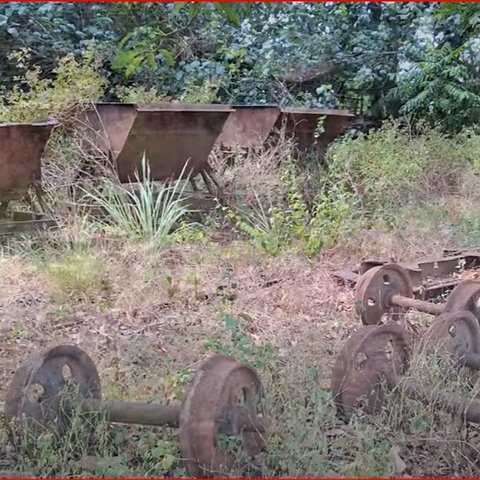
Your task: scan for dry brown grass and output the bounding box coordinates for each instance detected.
[1,123,480,476]
[0,211,476,476]
[209,127,298,209]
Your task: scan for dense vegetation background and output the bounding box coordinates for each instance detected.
[2,2,480,130]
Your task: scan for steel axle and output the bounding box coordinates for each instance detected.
[355,263,480,325]
[391,375,480,423]
[390,293,444,316]
[75,398,265,433]
[5,346,267,478]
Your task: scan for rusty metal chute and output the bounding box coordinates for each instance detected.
[0,119,57,235]
[0,120,56,201]
[85,103,233,188]
[218,105,355,159]
[217,105,281,148]
[279,107,355,158]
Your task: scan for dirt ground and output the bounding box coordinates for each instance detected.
[3,220,480,477]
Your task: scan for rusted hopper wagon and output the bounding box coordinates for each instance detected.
[0,120,57,235]
[217,105,354,159]
[83,103,233,194]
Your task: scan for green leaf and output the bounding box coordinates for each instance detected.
[118,31,135,49]
[146,52,156,68]
[161,454,175,472]
[125,54,143,78]
[188,3,201,20]
[111,49,138,70]
[159,49,174,67]
[172,2,187,14]
[215,3,240,26]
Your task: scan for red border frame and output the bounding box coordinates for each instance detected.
[0,0,478,3]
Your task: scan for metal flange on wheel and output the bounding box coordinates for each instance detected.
[180,355,265,477]
[354,264,415,325]
[421,310,480,372]
[330,323,411,420]
[4,345,266,478]
[355,262,480,325]
[5,345,102,441]
[331,312,480,421]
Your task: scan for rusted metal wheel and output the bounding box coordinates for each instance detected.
[354,263,413,325]
[4,345,101,445]
[421,310,480,370]
[331,323,410,420]
[444,279,480,318]
[179,354,265,478]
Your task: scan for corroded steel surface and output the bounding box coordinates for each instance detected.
[443,279,480,318]
[218,105,354,156]
[333,251,480,301]
[85,102,136,159]
[218,106,281,148]
[5,345,101,445]
[331,323,410,420]
[421,310,480,371]
[86,103,233,183]
[278,107,354,157]
[354,263,414,325]
[118,104,232,182]
[0,120,56,201]
[179,354,265,477]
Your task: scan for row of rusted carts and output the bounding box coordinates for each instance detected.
[0,102,354,235]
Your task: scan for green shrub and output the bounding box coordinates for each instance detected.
[84,155,191,245]
[224,160,357,258]
[116,84,170,105]
[328,122,474,224]
[0,46,106,123]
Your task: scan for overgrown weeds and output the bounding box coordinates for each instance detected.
[3,65,480,477]
[328,121,479,228]
[84,155,192,246]
[220,145,357,258]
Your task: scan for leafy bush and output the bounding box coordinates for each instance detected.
[178,79,220,104]
[328,122,474,225]
[0,46,106,123]
[223,159,357,257]
[458,128,480,173]
[392,43,480,133]
[116,84,170,105]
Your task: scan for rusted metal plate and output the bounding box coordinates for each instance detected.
[117,104,232,182]
[279,107,354,157]
[85,102,136,159]
[331,323,410,421]
[0,120,56,202]
[217,105,354,157]
[421,310,480,373]
[355,263,413,325]
[0,212,57,236]
[333,250,480,301]
[5,345,102,445]
[218,105,281,148]
[86,103,233,183]
[179,354,265,478]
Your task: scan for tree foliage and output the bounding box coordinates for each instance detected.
[1,2,480,131]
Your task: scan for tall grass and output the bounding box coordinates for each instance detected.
[85,155,191,244]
